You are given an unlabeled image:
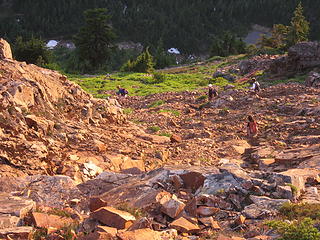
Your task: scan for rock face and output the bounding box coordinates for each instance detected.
[0,39,12,59]
[269,41,320,74]
[305,71,320,87]
[0,193,35,229]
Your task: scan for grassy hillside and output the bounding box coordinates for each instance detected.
[69,54,307,99]
[69,55,250,98]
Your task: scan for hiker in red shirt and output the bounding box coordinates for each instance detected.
[247,115,258,137]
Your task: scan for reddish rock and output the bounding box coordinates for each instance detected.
[79,231,113,240]
[171,175,183,191]
[216,235,233,240]
[184,198,197,217]
[31,212,76,229]
[0,227,33,239]
[234,215,246,226]
[198,217,220,230]
[93,140,107,152]
[196,206,220,217]
[161,197,186,218]
[89,197,108,212]
[0,38,12,59]
[96,226,117,237]
[117,228,162,240]
[90,207,136,229]
[170,134,182,143]
[179,172,205,192]
[169,217,200,234]
[127,217,152,231]
[246,236,272,240]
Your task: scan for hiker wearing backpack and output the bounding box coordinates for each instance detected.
[250,78,261,92]
[247,115,258,137]
[116,85,128,97]
[208,84,218,101]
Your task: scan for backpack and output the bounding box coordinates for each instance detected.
[254,82,261,91]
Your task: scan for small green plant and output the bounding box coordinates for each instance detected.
[267,218,320,240]
[116,203,146,218]
[152,72,166,83]
[148,100,165,108]
[199,158,211,164]
[132,119,144,124]
[148,126,161,132]
[286,184,298,197]
[123,108,133,114]
[60,224,78,240]
[158,132,172,137]
[311,98,319,104]
[31,228,48,240]
[158,109,180,116]
[279,202,320,220]
[197,95,208,101]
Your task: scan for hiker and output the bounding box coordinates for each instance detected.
[250,78,261,92]
[116,85,128,97]
[246,115,258,137]
[208,84,218,101]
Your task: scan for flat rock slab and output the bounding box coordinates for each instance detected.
[32,212,76,229]
[169,217,200,234]
[0,214,20,229]
[276,168,320,195]
[0,193,35,218]
[0,226,33,239]
[117,228,162,240]
[91,207,136,229]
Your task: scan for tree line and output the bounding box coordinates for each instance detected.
[1,0,320,54]
[11,3,311,74]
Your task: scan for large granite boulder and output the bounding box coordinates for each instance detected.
[0,39,12,60]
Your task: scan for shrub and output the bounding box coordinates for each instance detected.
[152,72,166,83]
[148,126,161,132]
[148,100,165,108]
[158,132,172,137]
[279,202,320,220]
[121,47,155,73]
[267,218,320,240]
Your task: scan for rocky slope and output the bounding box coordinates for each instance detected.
[1,39,320,239]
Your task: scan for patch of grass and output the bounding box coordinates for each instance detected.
[197,95,208,101]
[158,132,172,137]
[148,100,165,108]
[123,108,133,114]
[116,203,146,218]
[267,218,320,240]
[132,119,144,124]
[279,202,320,220]
[199,158,211,164]
[31,228,48,240]
[148,126,161,133]
[286,184,298,197]
[158,109,180,116]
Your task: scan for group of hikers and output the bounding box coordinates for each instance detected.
[115,77,260,138]
[208,77,260,138]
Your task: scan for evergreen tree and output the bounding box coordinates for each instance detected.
[13,36,51,65]
[74,8,116,69]
[153,39,176,69]
[210,32,246,57]
[287,2,310,47]
[121,47,155,73]
[258,24,289,50]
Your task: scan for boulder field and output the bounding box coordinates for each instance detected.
[0,39,320,239]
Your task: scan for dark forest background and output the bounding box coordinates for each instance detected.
[0,0,319,53]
